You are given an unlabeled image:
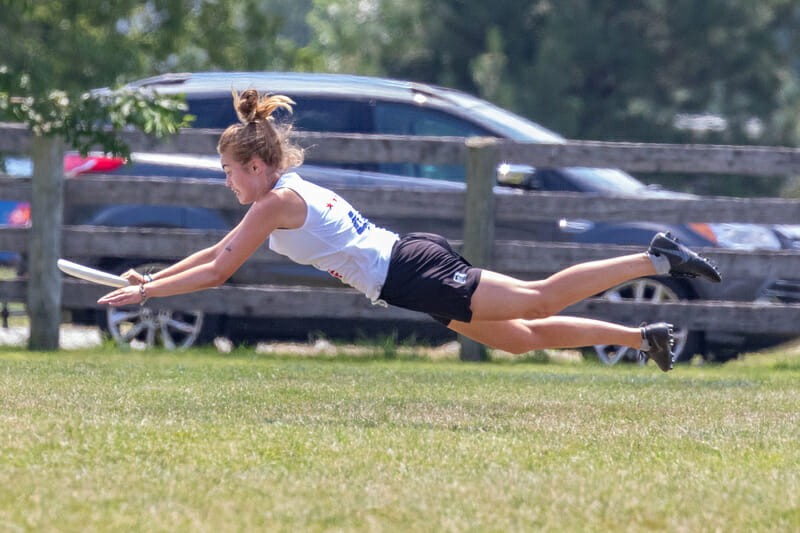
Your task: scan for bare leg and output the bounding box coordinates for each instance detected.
[470,252,656,321]
[450,316,642,355]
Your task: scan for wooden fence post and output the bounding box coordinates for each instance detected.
[27,134,64,350]
[458,137,499,361]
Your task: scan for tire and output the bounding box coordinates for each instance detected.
[593,277,702,365]
[95,261,221,349]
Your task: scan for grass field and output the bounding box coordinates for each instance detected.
[1,344,798,532]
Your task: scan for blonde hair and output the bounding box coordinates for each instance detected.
[217,89,304,172]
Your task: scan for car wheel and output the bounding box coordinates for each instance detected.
[102,306,215,349]
[96,261,220,349]
[593,278,701,365]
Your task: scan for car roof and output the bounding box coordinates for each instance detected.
[125,71,485,110]
[121,71,568,143]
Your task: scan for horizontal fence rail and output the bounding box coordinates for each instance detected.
[4,174,800,225]
[1,226,799,280]
[5,122,800,175]
[0,279,797,335]
[496,140,800,177]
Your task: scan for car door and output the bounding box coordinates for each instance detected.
[373,102,490,181]
[374,102,565,242]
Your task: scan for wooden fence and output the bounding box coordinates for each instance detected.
[1,123,800,358]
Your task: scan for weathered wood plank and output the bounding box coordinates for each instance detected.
[0,123,469,163]
[6,122,800,176]
[491,241,800,280]
[0,123,30,154]
[498,140,800,177]
[1,279,798,335]
[0,226,230,261]
[495,191,800,225]
[462,138,499,269]
[460,138,500,361]
[0,176,468,218]
[57,178,800,225]
[61,226,236,262]
[111,129,469,164]
[296,132,469,165]
[8,175,800,224]
[0,175,32,201]
[2,227,798,279]
[0,280,25,300]
[64,175,242,210]
[563,299,800,336]
[59,281,423,321]
[0,124,224,156]
[0,226,30,251]
[27,135,64,350]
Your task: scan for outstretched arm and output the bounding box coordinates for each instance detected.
[121,218,248,285]
[98,190,302,306]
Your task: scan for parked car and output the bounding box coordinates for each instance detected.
[0,200,29,266]
[0,157,33,266]
[15,71,800,360]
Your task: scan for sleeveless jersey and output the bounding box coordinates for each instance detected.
[269,172,399,301]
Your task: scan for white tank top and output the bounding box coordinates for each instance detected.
[269,172,399,301]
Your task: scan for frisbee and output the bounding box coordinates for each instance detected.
[57,259,130,288]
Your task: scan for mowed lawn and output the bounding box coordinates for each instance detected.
[1,345,798,532]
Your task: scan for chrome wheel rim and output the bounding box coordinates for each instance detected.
[593,279,689,365]
[106,306,204,349]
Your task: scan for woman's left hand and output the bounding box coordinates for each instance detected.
[97,285,143,306]
[120,269,146,284]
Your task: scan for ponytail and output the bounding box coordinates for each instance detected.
[218,89,304,172]
[233,88,295,124]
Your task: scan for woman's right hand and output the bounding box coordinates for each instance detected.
[97,285,144,306]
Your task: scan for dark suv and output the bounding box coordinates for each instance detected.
[62,72,797,360]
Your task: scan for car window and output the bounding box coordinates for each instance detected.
[188,96,375,171]
[374,103,490,181]
[188,96,373,132]
[288,97,373,134]
[188,98,238,129]
[289,97,374,171]
[533,169,582,192]
[560,167,647,194]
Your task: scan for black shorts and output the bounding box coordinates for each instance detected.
[378,233,482,326]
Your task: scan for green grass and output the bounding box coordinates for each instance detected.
[1,346,799,532]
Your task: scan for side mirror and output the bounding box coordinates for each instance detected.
[496,163,541,190]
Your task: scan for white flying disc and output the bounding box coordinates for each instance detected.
[57,259,130,288]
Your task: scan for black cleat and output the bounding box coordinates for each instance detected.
[640,322,675,372]
[648,232,722,283]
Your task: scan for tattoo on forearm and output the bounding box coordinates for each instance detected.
[225,246,233,253]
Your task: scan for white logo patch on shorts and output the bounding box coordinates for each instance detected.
[453,271,467,284]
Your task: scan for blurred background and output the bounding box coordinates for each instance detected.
[3,0,800,197]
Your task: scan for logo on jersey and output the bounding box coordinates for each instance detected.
[348,210,371,235]
[453,271,467,284]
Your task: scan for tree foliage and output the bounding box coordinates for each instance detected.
[308,0,800,149]
[0,68,191,158]
[307,0,429,76]
[0,0,312,91]
[305,0,800,196]
[3,0,800,195]
[0,0,316,155]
